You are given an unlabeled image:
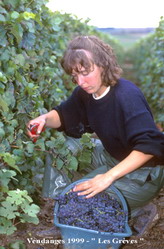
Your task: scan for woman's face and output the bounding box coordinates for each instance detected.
[71,63,107,97]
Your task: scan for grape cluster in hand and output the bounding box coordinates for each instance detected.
[55,191,126,233]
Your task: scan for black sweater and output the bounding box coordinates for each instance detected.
[54,78,164,162]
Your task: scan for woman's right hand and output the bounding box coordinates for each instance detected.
[26,110,61,141]
[27,116,46,141]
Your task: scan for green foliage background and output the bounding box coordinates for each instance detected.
[0,0,124,235]
[0,0,163,237]
[127,17,164,127]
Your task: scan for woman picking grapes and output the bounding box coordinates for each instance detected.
[27,35,164,235]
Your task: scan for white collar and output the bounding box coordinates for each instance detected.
[92,86,110,100]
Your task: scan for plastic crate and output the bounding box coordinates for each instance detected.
[54,179,132,249]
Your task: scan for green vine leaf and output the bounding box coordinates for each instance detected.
[10,11,20,19]
[67,156,78,171]
[56,157,64,170]
[0,127,5,139]
[0,153,21,174]
[8,240,26,249]
[20,214,39,225]
[22,203,40,217]
[0,14,6,22]
[0,97,9,112]
[0,218,17,235]
[0,169,17,191]
[26,143,35,154]
[7,189,32,205]
[0,201,19,219]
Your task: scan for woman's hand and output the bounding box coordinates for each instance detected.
[27,116,46,141]
[73,150,154,199]
[26,110,62,141]
[73,173,114,198]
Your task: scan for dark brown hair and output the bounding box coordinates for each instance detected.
[61,35,123,86]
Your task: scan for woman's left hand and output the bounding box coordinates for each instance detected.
[73,150,154,199]
[73,173,113,198]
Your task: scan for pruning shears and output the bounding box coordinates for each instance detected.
[28,123,45,143]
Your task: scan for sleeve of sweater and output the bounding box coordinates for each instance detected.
[53,86,93,138]
[117,81,164,160]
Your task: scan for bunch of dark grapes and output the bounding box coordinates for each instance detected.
[55,191,127,233]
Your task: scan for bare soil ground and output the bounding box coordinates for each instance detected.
[0,189,163,249]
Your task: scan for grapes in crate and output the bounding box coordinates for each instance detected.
[55,191,127,233]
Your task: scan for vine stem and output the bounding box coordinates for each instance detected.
[14,221,21,226]
[26,0,34,8]
[10,144,52,154]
